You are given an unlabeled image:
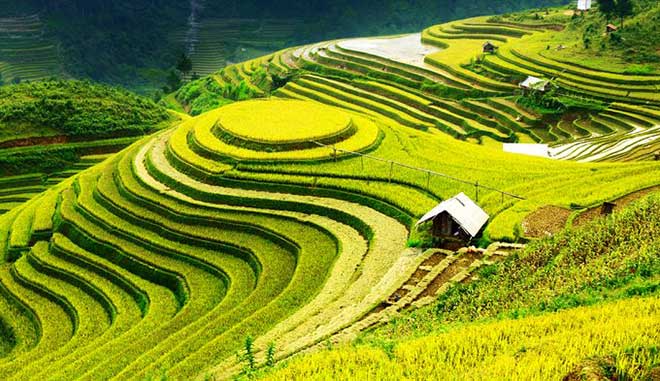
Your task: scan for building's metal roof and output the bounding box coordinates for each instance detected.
[577,0,592,11]
[520,76,550,90]
[416,192,489,238]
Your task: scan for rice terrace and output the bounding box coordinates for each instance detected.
[0,0,658,380]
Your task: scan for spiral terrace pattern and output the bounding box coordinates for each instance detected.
[2,15,660,381]
[0,99,418,380]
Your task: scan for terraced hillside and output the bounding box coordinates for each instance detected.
[0,91,657,379]
[0,80,174,218]
[0,14,63,82]
[260,192,660,380]
[179,9,660,162]
[1,4,659,381]
[171,18,300,78]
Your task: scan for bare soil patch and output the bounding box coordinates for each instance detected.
[523,205,572,238]
[0,135,68,149]
[420,251,448,267]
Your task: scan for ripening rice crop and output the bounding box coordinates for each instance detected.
[216,99,354,144]
[260,297,660,381]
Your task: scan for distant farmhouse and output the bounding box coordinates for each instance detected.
[577,0,592,11]
[520,76,552,93]
[606,24,619,33]
[482,41,497,54]
[416,193,489,249]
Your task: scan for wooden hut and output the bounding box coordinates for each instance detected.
[601,202,616,215]
[606,24,619,33]
[416,193,489,248]
[482,41,497,54]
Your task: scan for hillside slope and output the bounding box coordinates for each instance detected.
[3,0,568,90]
[0,80,174,215]
[0,4,658,381]
[259,194,660,380]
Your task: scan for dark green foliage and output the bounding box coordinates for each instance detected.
[176,53,193,77]
[434,194,660,322]
[599,0,617,22]
[0,80,170,138]
[516,92,607,115]
[164,70,183,93]
[265,342,276,368]
[616,0,634,27]
[7,0,569,91]
[0,147,78,176]
[243,335,256,373]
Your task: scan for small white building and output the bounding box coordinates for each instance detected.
[577,0,592,11]
[520,76,552,93]
[503,143,550,158]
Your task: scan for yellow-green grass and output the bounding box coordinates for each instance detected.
[137,130,415,380]
[53,161,303,380]
[126,143,368,380]
[0,9,659,381]
[170,94,660,243]
[216,99,353,144]
[7,248,111,381]
[332,44,475,90]
[188,103,381,162]
[11,135,382,380]
[422,32,517,92]
[492,48,660,103]
[260,296,659,380]
[298,74,516,142]
[0,262,74,378]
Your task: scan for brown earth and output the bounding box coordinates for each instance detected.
[562,357,617,381]
[0,135,69,149]
[522,205,572,238]
[524,185,660,237]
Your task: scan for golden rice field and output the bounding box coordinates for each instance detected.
[1,3,659,380]
[261,297,660,381]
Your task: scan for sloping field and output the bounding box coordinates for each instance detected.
[0,14,63,82]
[179,15,660,162]
[171,18,300,77]
[1,7,659,381]
[261,296,660,380]
[0,92,657,379]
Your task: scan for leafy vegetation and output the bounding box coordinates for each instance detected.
[259,297,660,380]
[257,194,660,380]
[0,80,170,139]
[2,0,569,92]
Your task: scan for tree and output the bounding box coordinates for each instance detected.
[164,69,182,93]
[598,0,616,23]
[616,0,634,28]
[176,53,193,78]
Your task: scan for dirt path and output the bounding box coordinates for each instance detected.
[573,185,660,227]
[524,185,660,237]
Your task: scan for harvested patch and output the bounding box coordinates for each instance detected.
[522,205,572,238]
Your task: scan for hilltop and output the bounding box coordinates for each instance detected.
[0,80,173,214]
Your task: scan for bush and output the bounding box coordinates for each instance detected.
[0,80,170,138]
